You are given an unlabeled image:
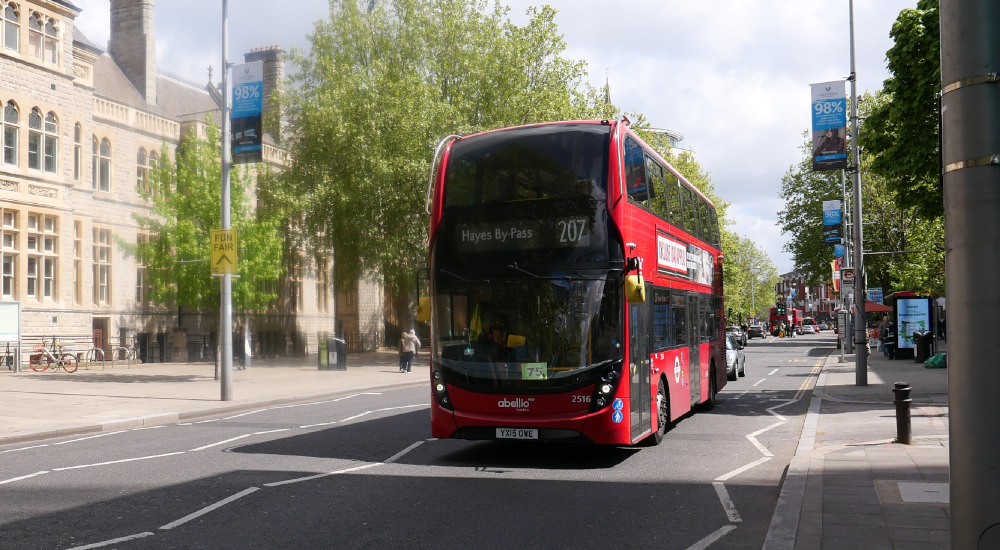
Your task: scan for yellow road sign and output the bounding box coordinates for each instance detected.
[211,229,238,274]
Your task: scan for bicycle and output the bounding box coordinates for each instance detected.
[29,341,78,373]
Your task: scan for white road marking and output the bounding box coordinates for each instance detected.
[684,525,738,550]
[753,378,767,386]
[54,431,127,445]
[712,481,742,522]
[159,487,260,530]
[263,463,382,487]
[0,470,49,484]
[768,368,779,376]
[189,434,252,452]
[52,452,185,471]
[0,444,49,454]
[66,531,155,549]
[384,440,426,463]
[716,457,772,482]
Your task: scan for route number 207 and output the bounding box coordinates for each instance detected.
[558,218,588,244]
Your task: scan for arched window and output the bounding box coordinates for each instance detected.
[73,122,82,181]
[43,17,57,64]
[43,111,57,173]
[27,11,41,59]
[136,148,147,197]
[27,107,41,169]
[3,3,19,52]
[2,101,18,166]
[92,135,111,192]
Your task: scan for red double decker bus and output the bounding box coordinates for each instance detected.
[424,120,726,445]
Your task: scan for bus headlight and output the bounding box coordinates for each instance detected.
[600,383,613,395]
[433,369,453,410]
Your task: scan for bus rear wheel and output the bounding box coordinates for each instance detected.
[699,364,718,411]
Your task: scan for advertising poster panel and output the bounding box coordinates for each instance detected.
[232,61,263,164]
[811,81,848,171]
[897,297,931,349]
[823,199,842,243]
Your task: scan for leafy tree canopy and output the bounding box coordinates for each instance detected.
[124,121,285,313]
[279,0,630,292]
[858,0,941,218]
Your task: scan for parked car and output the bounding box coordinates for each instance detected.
[818,323,829,331]
[725,334,746,381]
[801,324,816,334]
[747,325,765,339]
[726,326,747,347]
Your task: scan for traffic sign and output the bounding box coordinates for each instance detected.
[211,229,238,275]
[841,268,855,283]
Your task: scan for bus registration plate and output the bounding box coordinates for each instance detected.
[496,428,538,440]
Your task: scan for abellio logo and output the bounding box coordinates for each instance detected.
[497,397,533,410]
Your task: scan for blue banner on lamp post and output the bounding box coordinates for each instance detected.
[811,81,848,171]
[232,61,263,164]
[823,199,842,243]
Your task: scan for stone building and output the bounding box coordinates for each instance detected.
[0,0,337,364]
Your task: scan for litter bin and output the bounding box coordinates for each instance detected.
[318,338,347,370]
[913,330,933,363]
[318,337,329,370]
[331,338,347,370]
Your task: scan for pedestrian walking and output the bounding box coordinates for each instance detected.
[399,329,421,373]
[881,320,897,359]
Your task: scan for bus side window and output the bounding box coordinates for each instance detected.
[698,199,713,244]
[665,173,682,230]
[643,155,661,208]
[671,291,687,346]
[624,137,650,204]
[682,185,700,237]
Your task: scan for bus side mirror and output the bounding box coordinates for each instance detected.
[416,297,431,322]
[626,274,645,303]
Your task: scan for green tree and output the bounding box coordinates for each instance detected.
[279,0,600,295]
[777,134,843,285]
[125,122,285,314]
[858,0,941,219]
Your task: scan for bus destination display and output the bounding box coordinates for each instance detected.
[453,217,590,252]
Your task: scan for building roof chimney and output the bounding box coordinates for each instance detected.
[108,0,156,104]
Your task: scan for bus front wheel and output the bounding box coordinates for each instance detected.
[644,382,669,446]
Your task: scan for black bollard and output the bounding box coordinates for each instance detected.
[893,382,912,445]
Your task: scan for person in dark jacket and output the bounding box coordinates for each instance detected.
[881,321,897,360]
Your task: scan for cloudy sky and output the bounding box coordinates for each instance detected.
[72,0,917,273]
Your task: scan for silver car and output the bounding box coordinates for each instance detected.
[725,334,746,381]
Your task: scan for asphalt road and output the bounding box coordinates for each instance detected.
[0,335,836,550]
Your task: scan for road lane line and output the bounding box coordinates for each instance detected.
[52,452,185,471]
[0,470,49,484]
[753,378,766,386]
[263,462,382,487]
[716,457,772,482]
[67,531,155,549]
[159,487,260,530]
[298,420,338,429]
[0,444,49,454]
[712,481,742,522]
[685,525,738,550]
[189,434,252,452]
[223,409,270,420]
[384,440,425,463]
[54,431,127,445]
[768,368,779,376]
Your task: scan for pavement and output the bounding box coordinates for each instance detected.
[0,339,950,549]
